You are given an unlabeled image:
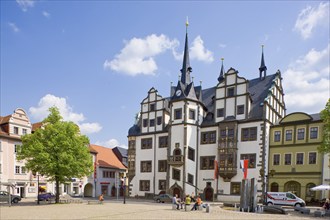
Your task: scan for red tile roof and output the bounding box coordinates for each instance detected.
[89,144,126,170]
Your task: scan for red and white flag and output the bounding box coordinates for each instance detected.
[240,159,249,179]
[214,160,218,180]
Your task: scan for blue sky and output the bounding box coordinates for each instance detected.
[1,1,329,148]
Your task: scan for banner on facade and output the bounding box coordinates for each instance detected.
[214,160,218,180]
[240,159,248,179]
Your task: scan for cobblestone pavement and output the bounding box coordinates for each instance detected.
[0,198,321,220]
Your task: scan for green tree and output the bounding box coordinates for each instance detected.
[17,107,93,203]
[318,98,330,154]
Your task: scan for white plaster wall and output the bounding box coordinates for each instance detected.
[226,98,235,116]
[227,74,236,85]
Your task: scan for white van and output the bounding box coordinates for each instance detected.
[267,192,305,207]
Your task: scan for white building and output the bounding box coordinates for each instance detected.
[127,26,286,203]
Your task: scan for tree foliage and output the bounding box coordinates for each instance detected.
[318,98,330,154]
[17,107,93,202]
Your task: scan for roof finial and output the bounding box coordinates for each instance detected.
[186,16,189,33]
[180,17,191,85]
[259,45,267,79]
[218,57,225,82]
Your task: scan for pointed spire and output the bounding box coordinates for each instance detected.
[259,45,267,79]
[218,58,225,82]
[180,17,192,85]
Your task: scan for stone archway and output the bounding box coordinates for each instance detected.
[204,187,214,201]
[284,181,301,197]
[84,183,93,197]
[169,183,183,199]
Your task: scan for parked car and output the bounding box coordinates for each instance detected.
[0,191,21,203]
[153,194,173,203]
[38,192,55,201]
[267,192,305,207]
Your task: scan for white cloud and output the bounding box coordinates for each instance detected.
[8,22,20,32]
[189,36,214,63]
[29,94,102,134]
[294,2,329,39]
[173,36,214,63]
[283,44,330,113]
[16,0,35,12]
[219,43,227,48]
[104,34,179,76]
[95,139,127,149]
[42,11,50,18]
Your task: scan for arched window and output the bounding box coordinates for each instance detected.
[284,181,301,197]
[306,183,316,198]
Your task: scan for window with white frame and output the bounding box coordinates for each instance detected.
[297,128,305,140]
[285,130,292,141]
[308,152,317,164]
[296,153,304,165]
[15,166,20,174]
[273,154,280,165]
[310,127,318,139]
[14,127,19,134]
[284,153,291,165]
[274,131,281,142]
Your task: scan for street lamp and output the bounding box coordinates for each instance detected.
[123,176,126,204]
[37,173,40,205]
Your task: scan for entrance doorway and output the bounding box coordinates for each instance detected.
[204,187,213,201]
[173,187,181,198]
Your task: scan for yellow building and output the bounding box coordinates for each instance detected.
[268,112,327,203]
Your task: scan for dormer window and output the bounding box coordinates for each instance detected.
[227,87,235,97]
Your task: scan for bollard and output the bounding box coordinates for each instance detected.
[206,204,210,213]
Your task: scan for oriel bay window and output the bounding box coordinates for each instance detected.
[201,131,216,144]
[172,168,180,181]
[241,127,257,141]
[200,156,215,170]
[141,161,152,172]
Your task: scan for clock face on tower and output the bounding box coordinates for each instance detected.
[176,90,182,96]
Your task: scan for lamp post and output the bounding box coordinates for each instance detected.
[37,173,40,205]
[123,176,126,204]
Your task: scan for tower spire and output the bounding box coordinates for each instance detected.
[218,58,225,82]
[259,45,267,79]
[180,17,192,85]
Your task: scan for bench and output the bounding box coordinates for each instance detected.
[299,207,310,214]
[87,200,103,205]
[314,210,325,217]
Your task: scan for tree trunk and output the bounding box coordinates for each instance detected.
[55,178,60,203]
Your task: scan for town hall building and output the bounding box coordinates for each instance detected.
[127,25,286,203]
